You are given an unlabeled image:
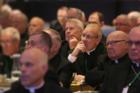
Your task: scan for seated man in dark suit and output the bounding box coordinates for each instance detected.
[25,31,72,89]
[5,48,71,93]
[86,31,131,92]
[68,23,106,87]
[125,26,140,93]
[100,31,131,93]
[0,55,13,77]
[44,28,72,88]
[25,31,60,85]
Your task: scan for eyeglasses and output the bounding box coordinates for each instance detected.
[128,41,140,47]
[81,33,98,40]
[106,40,127,46]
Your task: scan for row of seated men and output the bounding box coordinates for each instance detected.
[1,24,140,93]
[0,4,140,93]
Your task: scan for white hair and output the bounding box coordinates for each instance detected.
[1,27,20,41]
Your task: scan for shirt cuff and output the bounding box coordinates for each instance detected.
[68,54,77,63]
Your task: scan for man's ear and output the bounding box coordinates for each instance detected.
[43,64,48,74]
[101,21,104,26]
[43,47,50,54]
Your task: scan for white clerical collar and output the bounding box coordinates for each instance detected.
[132,61,140,67]
[25,81,44,93]
[114,60,119,64]
[86,48,95,55]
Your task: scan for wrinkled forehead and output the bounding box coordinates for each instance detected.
[107,34,127,41]
[129,28,140,40]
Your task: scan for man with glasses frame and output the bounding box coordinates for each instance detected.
[100,31,131,93]
[124,26,140,93]
[67,23,106,89]
[85,31,131,93]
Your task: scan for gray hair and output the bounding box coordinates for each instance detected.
[66,18,84,30]
[1,27,20,41]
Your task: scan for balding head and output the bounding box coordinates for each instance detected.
[114,14,131,33]
[128,11,140,27]
[0,4,12,28]
[19,48,48,87]
[9,9,28,34]
[128,26,140,62]
[21,48,48,65]
[28,17,45,36]
[107,31,128,41]
[106,31,128,60]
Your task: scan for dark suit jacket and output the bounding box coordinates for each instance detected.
[59,42,106,88]
[99,55,132,93]
[72,43,106,75]
[60,42,106,88]
[60,41,70,59]
[50,20,65,41]
[86,54,140,93]
[47,53,73,88]
[20,31,28,52]
[0,55,13,78]
[5,80,72,93]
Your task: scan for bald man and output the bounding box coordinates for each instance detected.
[5,48,72,93]
[114,14,132,33]
[86,31,131,92]
[28,17,45,36]
[106,31,129,60]
[126,26,140,93]
[9,9,28,34]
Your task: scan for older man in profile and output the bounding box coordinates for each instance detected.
[28,17,45,36]
[61,18,84,59]
[86,31,131,92]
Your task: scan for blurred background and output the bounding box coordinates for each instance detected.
[4,0,140,25]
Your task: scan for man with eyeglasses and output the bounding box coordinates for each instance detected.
[67,23,106,89]
[100,31,131,93]
[85,31,132,93]
[124,26,140,93]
